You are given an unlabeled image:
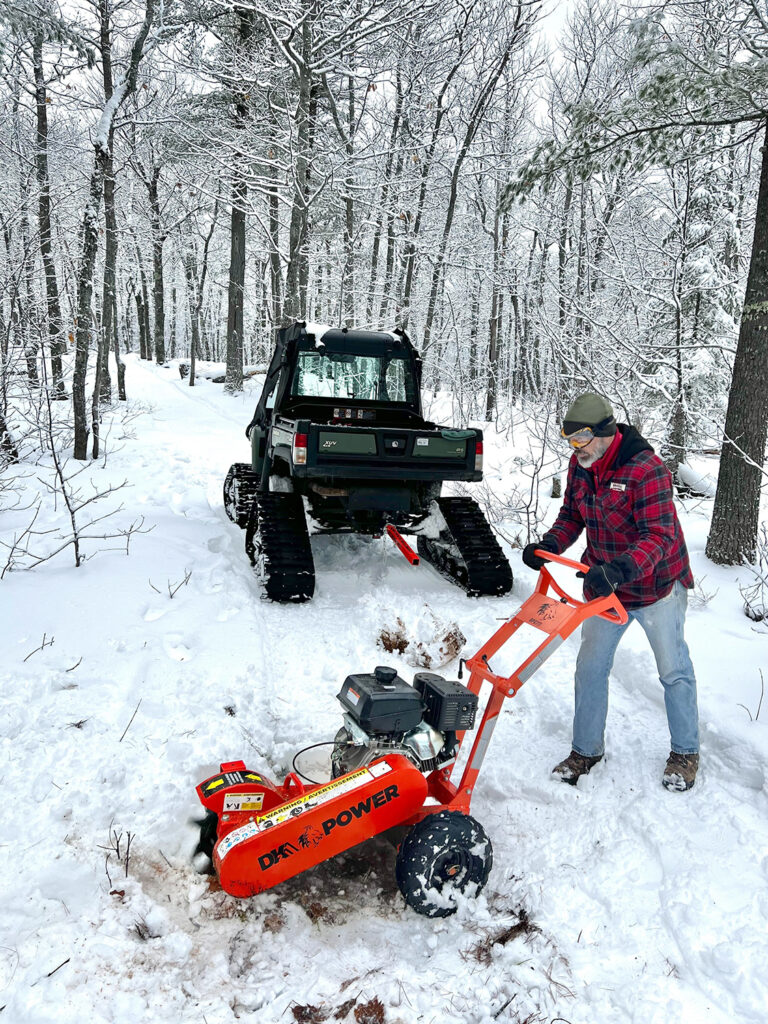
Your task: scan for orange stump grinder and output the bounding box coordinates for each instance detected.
[194,553,627,917]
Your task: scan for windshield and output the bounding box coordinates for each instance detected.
[290,351,415,403]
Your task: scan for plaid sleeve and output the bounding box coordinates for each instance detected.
[543,460,585,553]
[622,461,678,579]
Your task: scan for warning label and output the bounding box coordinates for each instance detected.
[217,760,394,859]
[217,821,259,860]
[223,792,265,813]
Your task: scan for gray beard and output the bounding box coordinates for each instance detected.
[575,448,602,469]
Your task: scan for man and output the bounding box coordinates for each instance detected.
[523,393,699,791]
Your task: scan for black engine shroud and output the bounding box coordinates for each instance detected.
[332,666,478,778]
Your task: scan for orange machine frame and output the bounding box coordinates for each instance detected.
[414,550,628,817]
[197,553,627,898]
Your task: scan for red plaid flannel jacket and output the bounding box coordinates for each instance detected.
[543,425,694,609]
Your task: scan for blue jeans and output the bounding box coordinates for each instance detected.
[572,581,699,758]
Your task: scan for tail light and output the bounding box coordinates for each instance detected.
[293,433,308,466]
[474,439,483,472]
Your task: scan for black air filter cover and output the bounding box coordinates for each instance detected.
[413,672,478,731]
[337,665,424,735]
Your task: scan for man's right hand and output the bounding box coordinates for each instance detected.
[522,539,557,571]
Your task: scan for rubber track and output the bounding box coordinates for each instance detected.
[417,497,513,597]
[223,463,260,529]
[245,492,315,603]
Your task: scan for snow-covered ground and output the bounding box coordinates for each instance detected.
[1,356,766,1024]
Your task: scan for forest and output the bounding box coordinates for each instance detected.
[1,0,767,569]
[2,4,768,1023]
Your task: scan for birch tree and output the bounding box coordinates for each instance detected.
[72,0,156,460]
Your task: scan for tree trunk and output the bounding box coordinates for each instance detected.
[268,165,282,325]
[0,409,18,464]
[19,187,38,387]
[33,32,66,399]
[170,275,177,359]
[573,183,588,348]
[73,154,107,460]
[342,73,355,326]
[468,274,481,386]
[197,204,217,375]
[148,168,166,364]
[485,207,506,421]
[72,0,155,459]
[134,243,152,359]
[509,270,522,401]
[706,121,768,564]
[558,181,573,333]
[421,41,515,359]
[398,16,473,332]
[98,145,117,403]
[91,0,116,455]
[283,19,313,323]
[378,142,405,327]
[367,70,402,324]
[225,9,254,392]
[184,252,201,386]
[225,163,247,389]
[665,190,688,478]
[135,290,147,359]
[299,83,317,318]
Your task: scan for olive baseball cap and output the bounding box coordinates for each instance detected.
[562,393,617,436]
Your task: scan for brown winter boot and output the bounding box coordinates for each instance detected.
[552,750,603,785]
[662,752,699,791]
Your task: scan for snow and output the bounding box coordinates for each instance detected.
[678,460,718,497]
[1,355,767,1023]
[304,321,401,345]
[303,320,337,345]
[92,81,130,152]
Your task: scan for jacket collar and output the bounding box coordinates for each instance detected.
[591,429,622,483]
[571,424,654,483]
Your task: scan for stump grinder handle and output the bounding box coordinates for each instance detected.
[282,773,306,797]
[534,549,628,625]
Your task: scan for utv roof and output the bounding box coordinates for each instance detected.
[283,321,413,352]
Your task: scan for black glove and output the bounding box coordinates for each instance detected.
[522,539,557,571]
[576,557,635,596]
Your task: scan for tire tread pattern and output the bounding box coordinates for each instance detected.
[395,810,493,917]
[224,463,260,529]
[245,492,315,602]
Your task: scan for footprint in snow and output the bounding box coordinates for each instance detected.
[164,636,193,662]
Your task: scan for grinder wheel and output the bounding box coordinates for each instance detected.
[395,810,492,917]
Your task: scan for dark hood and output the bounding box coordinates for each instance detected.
[613,424,653,468]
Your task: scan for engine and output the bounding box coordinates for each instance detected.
[330,665,478,779]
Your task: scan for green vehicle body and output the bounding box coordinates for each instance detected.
[244,322,483,531]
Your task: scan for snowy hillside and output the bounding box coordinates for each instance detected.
[1,357,766,1024]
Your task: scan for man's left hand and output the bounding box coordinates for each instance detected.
[576,560,632,596]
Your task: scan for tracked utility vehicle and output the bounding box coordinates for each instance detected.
[224,321,512,602]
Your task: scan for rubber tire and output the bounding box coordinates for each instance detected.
[395,811,493,917]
